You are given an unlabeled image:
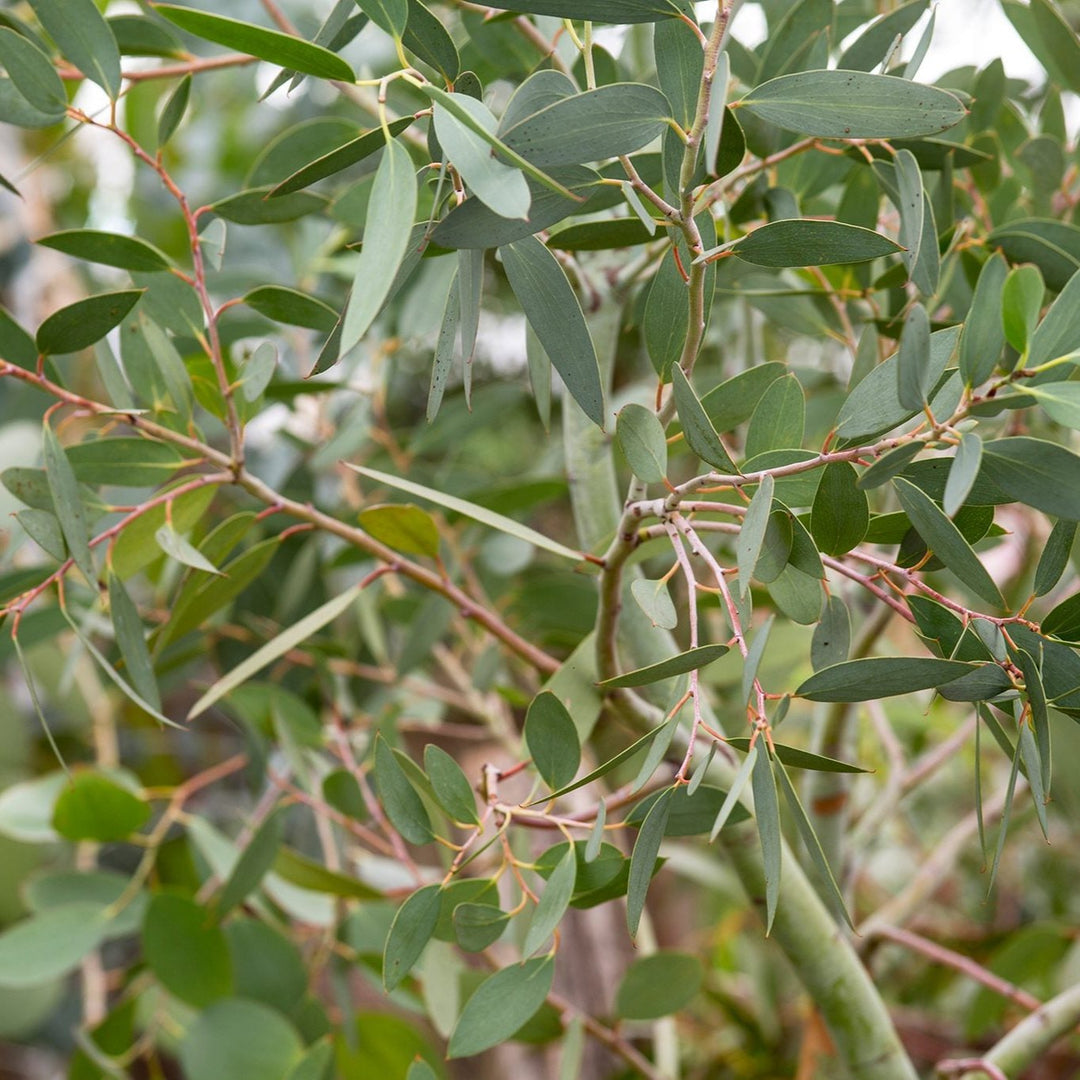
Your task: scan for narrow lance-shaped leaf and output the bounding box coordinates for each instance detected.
[347,464,584,561]
[752,748,782,934]
[373,736,433,846]
[36,291,144,355]
[797,656,978,701]
[158,74,191,148]
[737,474,774,598]
[897,302,932,411]
[38,230,171,273]
[107,574,161,712]
[715,220,901,267]
[959,253,1007,388]
[155,5,355,80]
[216,809,283,917]
[1034,519,1077,596]
[671,366,739,472]
[894,481,1002,609]
[737,70,966,139]
[155,524,223,576]
[187,585,362,719]
[943,432,983,517]
[28,0,121,98]
[627,787,672,937]
[523,844,576,955]
[598,644,729,688]
[811,595,851,673]
[477,0,686,20]
[339,139,417,358]
[710,743,757,841]
[774,760,853,929]
[500,236,605,428]
[42,425,95,585]
[724,739,868,773]
[1016,649,1051,798]
[427,272,460,423]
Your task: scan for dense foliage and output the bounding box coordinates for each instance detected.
[3,0,1080,1077]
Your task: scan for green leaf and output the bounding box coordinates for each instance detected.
[752,748,782,934]
[1029,0,1080,95]
[616,403,667,484]
[597,644,729,688]
[374,735,433,846]
[725,739,867,773]
[434,95,531,220]
[644,250,689,380]
[427,271,459,422]
[453,903,510,952]
[108,574,160,711]
[348,465,583,561]
[1026,261,1080,370]
[187,585,362,719]
[630,577,678,630]
[548,218,655,252]
[980,437,1080,519]
[403,0,459,80]
[897,302,932,411]
[340,139,417,357]
[18,508,65,561]
[836,325,959,439]
[700,362,787,433]
[1016,648,1051,796]
[38,228,171,273]
[709,743,757,841]
[179,999,303,1080]
[895,149,938,295]
[0,902,111,988]
[143,892,232,1007]
[238,341,277,403]
[157,73,191,147]
[738,70,965,138]
[155,524,223,576]
[501,83,670,168]
[41,424,95,584]
[774,759,853,928]
[616,953,703,1020]
[155,5,354,80]
[358,503,440,558]
[0,27,66,113]
[243,286,337,331]
[224,918,307,1016]
[0,303,38,370]
[810,462,868,556]
[744,374,805,458]
[811,595,850,672]
[529,722,671,804]
[1040,592,1080,641]
[1001,264,1045,355]
[268,117,413,197]
[525,691,580,792]
[449,963,558,1059]
[837,0,930,70]
[272,847,380,900]
[354,0,407,38]
[36,290,144,354]
[625,784,752,834]
[959,252,1008,386]
[383,883,440,991]
[988,217,1080,292]
[671,366,739,472]
[627,787,672,937]
[476,0,686,19]
[894,478,1003,606]
[217,810,283,917]
[1035,519,1076,597]
[52,769,149,842]
[28,0,121,98]
[797,656,979,701]
[737,474,774,598]
[523,844,576,955]
[499,236,605,428]
[944,432,983,517]
[720,220,901,267]
[423,745,478,825]
[110,14,184,58]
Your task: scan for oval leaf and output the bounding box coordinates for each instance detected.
[598,643,729,688]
